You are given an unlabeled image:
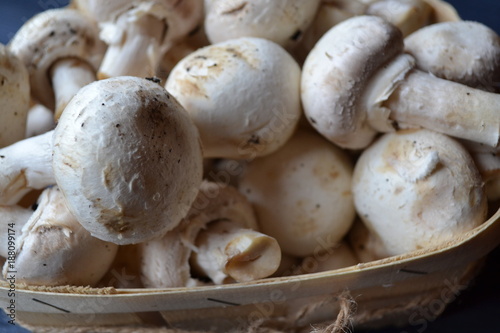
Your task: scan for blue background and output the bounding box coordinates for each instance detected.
[0,1,499,332]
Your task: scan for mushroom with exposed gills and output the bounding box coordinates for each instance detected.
[140,181,281,287]
[352,129,487,258]
[53,76,203,245]
[0,130,56,205]
[2,186,118,286]
[203,0,321,49]
[165,37,302,159]
[8,8,105,120]
[238,130,356,258]
[404,20,500,90]
[0,44,30,148]
[73,0,204,79]
[301,15,500,150]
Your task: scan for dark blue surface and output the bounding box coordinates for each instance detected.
[0,1,499,332]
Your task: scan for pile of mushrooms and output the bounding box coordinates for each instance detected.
[0,0,498,295]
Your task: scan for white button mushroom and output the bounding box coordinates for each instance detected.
[352,129,487,257]
[2,186,118,286]
[0,130,56,205]
[301,15,500,150]
[0,44,30,148]
[238,130,356,258]
[404,21,500,90]
[53,76,203,245]
[165,37,302,159]
[74,0,204,79]
[203,0,321,49]
[8,8,106,120]
[140,181,281,287]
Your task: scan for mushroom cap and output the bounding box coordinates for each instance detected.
[75,0,204,54]
[352,129,487,256]
[204,0,321,48]
[166,37,302,159]
[238,130,356,257]
[404,21,500,89]
[301,15,404,149]
[0,44,30,148]
[8,8,105,111]
[52,76,203,245]
[140,180,258,288]
[5,186,118,286]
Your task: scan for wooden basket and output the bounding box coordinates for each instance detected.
[1,205,499,332]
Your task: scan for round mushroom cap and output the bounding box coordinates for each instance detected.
[404,21,500,89]
[140,180,258,288]
[8,8,105,110]
[239,130,356,257]
[52,76,203,245]
[166,37,302,159]
[204,0,321,48]
[301,15,404,149]
[5,186,118,286]
[0,44,30,148]
[352,129,487,257]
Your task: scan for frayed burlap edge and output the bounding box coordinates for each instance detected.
[0,280,117,295]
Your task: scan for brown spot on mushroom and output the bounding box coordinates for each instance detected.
[221,2,248,15]
[175,78,207,99]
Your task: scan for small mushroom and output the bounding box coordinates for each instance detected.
[0,205,32,258]
[461,143,500,201]
[0,43,30,148]
[8,8,106,119]
[74,0,204,79]
[0,130,56,205]
[352,129,487,257]
[238,130,356,257]
[52,76,203,245]
[404,20,500,90]
[165,37,302,159]
[2,186,118,286]
[301,15,500,150]
[203,0,321,49]
[140,181,281,287]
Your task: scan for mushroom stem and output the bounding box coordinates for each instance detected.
[50,58,96,120]
[382,57,500,147]
[97,12,164,79]
[191,219,281,284]
[0,130,55,205]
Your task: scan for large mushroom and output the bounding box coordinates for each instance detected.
[238,129,356,258]
[9,8,105,120]
[165,37,302,159]
[73,0,204,79]
[301,15,500,150]
[140,181,281,287]
[52,76,203,245]
[2,186,118,286]
[352,129,487,257]
[203,0,321,49]
[0,44,30,148]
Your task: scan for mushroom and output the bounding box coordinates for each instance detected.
[52,76,203,245]
[0,205,33,258]
[352,129,487,257]
[238,129,356,258]
[165,37,302,159]
[301,15,500,150]
[203,0,321,49]
[0,130,56,205]
[292,241,359,275]
[140,181,281,287]
[73,0,204,79]
[8,8,106,120]
[404,20,500,90]
[0,43,30,148]
[2,186,118,286]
